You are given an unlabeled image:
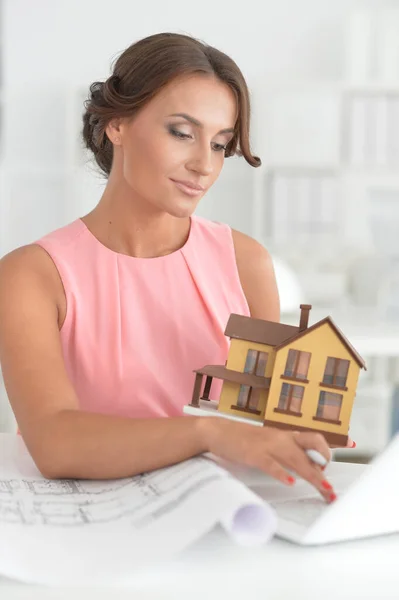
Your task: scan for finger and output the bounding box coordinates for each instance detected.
[254,455,298,487]
[292,432,332,464]
[276,445,337,503]
[294,460,336,502]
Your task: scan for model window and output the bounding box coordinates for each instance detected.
[316,391,343,422]
[284,349,311,380]
[323,357,349,388]
[277,382,304,414]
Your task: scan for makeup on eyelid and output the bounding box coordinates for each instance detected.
[167,126,228,151]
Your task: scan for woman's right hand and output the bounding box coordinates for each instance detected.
[199,418,336,503]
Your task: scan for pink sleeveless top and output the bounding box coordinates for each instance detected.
[35,216,250,419]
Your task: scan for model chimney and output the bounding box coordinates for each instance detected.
[299,304,312,331]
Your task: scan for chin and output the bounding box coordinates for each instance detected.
[165,200,200,219]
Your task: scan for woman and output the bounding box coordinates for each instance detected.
[0,32,342,502]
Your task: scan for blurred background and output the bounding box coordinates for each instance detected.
[1,0,399,461]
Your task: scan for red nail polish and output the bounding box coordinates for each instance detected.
[352,441,356,448]
[286,476,295,485]
[322,480,333,490]
[329,492,337,502]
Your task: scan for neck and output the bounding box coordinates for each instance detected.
[81,181,191,259]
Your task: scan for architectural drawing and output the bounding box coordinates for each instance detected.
[0,457,222,527]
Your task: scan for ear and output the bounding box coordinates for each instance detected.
[105,118,123,146]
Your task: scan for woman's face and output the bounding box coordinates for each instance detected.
[108,74,237,218]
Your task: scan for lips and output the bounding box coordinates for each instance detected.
[171,179,205,191]
[171,179,206,197]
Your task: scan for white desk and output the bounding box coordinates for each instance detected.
[1,439,399,600]
[3,529,399,600]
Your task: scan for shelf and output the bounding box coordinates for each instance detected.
[263,165,340,174]
[340,166,399,176]
[343,83,399,95]
[262,165,399,177]
[257,80,399,95]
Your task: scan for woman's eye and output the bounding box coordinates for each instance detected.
[212,143,227,152]
[169,127,226,152]
[169,128,191,140]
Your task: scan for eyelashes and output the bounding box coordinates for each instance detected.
[168,127,227,152]
[168,128,191,140]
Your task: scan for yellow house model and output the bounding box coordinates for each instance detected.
[184,305,366,446]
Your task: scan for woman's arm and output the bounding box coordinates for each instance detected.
[0,244,335,502]
[0,246,209,479]
[231,229,280,321]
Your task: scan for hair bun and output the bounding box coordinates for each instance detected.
[89,81,106,105]
[82,80,113,173]
[108,74,120,89]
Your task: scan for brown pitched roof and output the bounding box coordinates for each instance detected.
[225,313,366,371]
[275,316,367,370]
[225,314,299,347]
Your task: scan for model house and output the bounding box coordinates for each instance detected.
[184,305,366,445]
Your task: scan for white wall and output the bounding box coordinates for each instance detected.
[3,0,350,85]
[1,0,371,249]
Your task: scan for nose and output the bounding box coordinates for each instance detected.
[186,144,214,177]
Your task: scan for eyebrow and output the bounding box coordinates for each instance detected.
[168,113,235,135]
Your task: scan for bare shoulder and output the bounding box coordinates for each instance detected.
[0,244,65,325]
[231,229,271,270]
[0,244,56,287]
[231,229,280,321]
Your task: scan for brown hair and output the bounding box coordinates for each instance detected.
[82,32,261,177]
